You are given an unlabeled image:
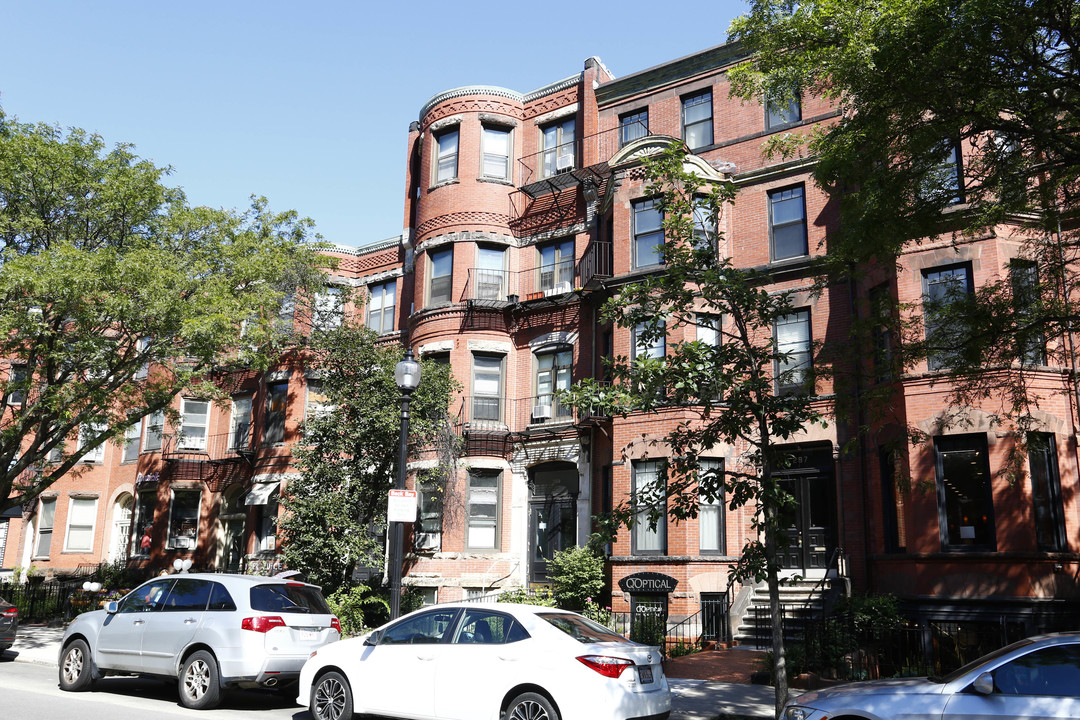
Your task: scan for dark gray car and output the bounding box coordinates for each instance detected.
[0,596,17,654]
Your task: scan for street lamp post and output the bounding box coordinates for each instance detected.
[389,349,421,620]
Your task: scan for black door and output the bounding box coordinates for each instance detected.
[529,497,575,582]
[777,465,836,571]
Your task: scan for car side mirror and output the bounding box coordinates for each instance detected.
[972,672,994,695]
[363,631,381,647]
[104,601,119,614]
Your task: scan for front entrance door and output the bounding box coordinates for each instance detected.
[528,462,579,583]
[776,447,836,572]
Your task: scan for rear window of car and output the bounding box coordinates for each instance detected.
[538,613,631,644]
[250,583,331,614]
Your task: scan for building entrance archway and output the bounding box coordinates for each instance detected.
[528,462,578,583]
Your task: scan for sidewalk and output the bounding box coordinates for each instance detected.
[2,625,779,719]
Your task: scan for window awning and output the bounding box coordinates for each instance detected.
[244,481,280,506]
[2,506,22,518]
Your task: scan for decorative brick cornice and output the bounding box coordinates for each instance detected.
[415,213,513,241]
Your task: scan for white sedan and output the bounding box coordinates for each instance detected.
[782,631,1080,720]
[297,602,671,720]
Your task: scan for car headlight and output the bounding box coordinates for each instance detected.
[783,707,809,720]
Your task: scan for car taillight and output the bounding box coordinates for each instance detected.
[241,615,287,633]
[576,655,635,678]
[331,617,341,634]
[1,607,16,618]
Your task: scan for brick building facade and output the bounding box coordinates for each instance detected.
[4,41,1077,644]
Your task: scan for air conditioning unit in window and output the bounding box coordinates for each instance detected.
[532,404,554,420]
[556,154,574,171]
[546,282,572,297]
[415,532,440,551]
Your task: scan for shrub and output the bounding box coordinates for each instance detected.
[497,587,557,606]
[327,584,389,637]
[547,539,606,612]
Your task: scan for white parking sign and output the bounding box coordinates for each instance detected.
[387,489,417,523]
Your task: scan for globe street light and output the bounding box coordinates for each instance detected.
[389,349,421,620]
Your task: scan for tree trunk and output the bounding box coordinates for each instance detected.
[765,501,789,718]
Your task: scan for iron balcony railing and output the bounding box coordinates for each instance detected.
[454,392,610,430]
[161,429,254,462]
[517,124,650,188]
[463,246,613,304]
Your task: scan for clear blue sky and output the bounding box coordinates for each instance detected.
[2,1,747,248]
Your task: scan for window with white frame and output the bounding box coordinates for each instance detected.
[179,398,210,451]
[766,90,802,130]
[34,497,56,557]
[775,309,812,394]
[255,488,278,552]
[133,337,151,380]
[541,117,575,177]
[535,347,572,420]
[632,460,666,555]
[428,247,454,305]
[482,125,511,180]
[699,458,724,554]
[619,109,648,147]
[693,197,717,254]
[367,280,396,334]
[769,185,808,261]
[632,321,667,361]
[697,314,721,346]
[313,287,344,332]
[633,198,664,269]
[305,380,333,420]
[471,354,503,423]
[435,127,459,183]
[466,470,500,550]
[168,489,201,550]
[144,410,164,452]
[229,396,252,451]
[6,365,27,406]
[682,90,713,150]
[476,246,506,300]
[78,421,107,463]
[538,238,574,293]
[122,419,141,463]
[416,483,442,551]
[65,497,97,552]
[277,292,296,333]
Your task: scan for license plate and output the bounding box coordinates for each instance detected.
[638,666,653,684]
[299,630,316,640]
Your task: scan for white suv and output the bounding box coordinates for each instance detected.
[58,572,340,709]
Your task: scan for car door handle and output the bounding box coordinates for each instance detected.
[416,654,436,661]
[133,620,146,626]
[184,618,198,624]
[498,655,519,661]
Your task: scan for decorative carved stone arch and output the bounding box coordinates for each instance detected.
[608,135,732,184]
[916,406,1001,439]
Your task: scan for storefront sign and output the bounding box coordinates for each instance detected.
[618,572,678,594]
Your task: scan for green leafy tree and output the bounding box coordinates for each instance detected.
[563,145,829,714]
[279,324,457,595]
[729,0,1080,479]
[0,112,329,514]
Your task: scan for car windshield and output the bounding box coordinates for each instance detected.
[250,583,331,614]
[539,613,631,644]
[930,638,1037,683]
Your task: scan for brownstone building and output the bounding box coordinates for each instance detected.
[4,42,1077,649]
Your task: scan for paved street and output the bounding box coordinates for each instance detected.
[0,657,303,720]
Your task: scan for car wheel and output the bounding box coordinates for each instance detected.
[311,671,353,720]
[506,692,559,720]
[179,650,222,710]
[58,639,94,692]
